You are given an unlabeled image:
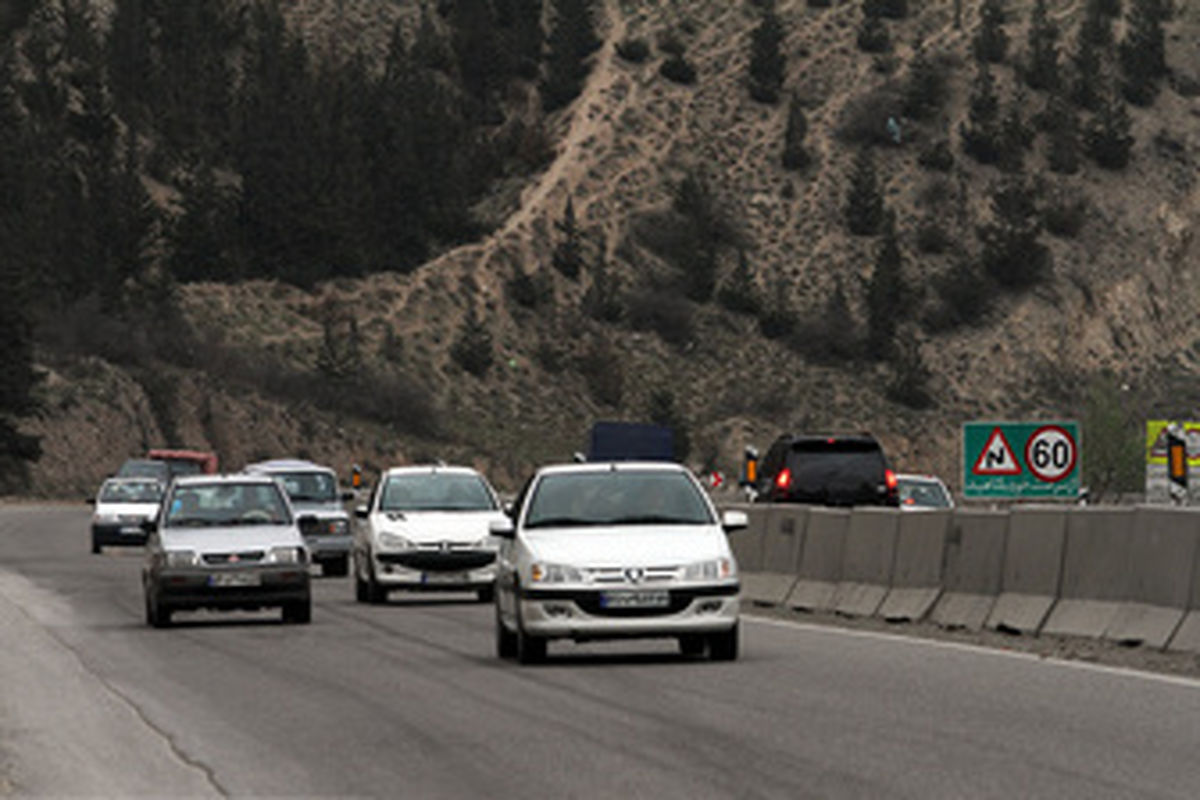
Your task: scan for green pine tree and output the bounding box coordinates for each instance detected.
[973,0,1009,63]
[782,95,810,169]
[978,174,1053,289]
[748,6,786,104]
[1023,0,1061,91]
[1085,84,1135,169]
[1119,0,1169,106]
[552,198,585,279]
[844,148,885,235]
[865,211,907,357]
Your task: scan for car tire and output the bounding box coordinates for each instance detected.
[708,623,739,662]
[495,603,517,659]
[282,597,312,624]
[145,590,171,629]
[366,559,387,605]
[323,557,349,578]
[476,584,495,604]
[515,602,546,665]
[354,569,369,603]
[91,538,101,555]
[679,635,705,658]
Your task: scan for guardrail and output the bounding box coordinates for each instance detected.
[723,503,1200,653]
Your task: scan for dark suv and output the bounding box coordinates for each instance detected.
[754,434,898,507]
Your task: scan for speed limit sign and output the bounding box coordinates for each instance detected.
[1025,425,1078,483]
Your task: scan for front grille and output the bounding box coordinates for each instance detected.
[523,585,738,618]
[586,566,679,585]
[202,551,266,565]
[377,549,495,571]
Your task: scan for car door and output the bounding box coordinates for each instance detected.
[494,476,533,622]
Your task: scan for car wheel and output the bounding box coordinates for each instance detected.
[282,597,312,624]
[476,583,495,604]
[708,623,739,662]
[354,569,369,603]
[366,559,387,605]
[324,557,349,578]
[515,603,546,665]
[145,590,171,629]
[91,538,101,555]
[495,603,517,659]
[679,635,705,658]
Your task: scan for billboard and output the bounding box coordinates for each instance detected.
[963,421,1081,500]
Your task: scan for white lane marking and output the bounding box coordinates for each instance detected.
[743,614,1200,690]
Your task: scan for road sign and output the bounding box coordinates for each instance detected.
[963,421,1081,499]
[1145,420,1200,505]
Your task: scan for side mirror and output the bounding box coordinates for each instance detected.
[354,505,369,519]
[298,515,320,536]
[489,518,516,539]
[721,510,748,533]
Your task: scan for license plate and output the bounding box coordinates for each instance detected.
[422,572,464,584]
[600,590,670,609]
[208,572,261,588]
[119,526,143,536]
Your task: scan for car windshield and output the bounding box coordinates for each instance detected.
[165,483,291,527]
[274,471,337,503]
[899,480,952,508]
[99,481,163,504]
[379,473,497,512]
[116,460,168,480]
[524,470,713,529]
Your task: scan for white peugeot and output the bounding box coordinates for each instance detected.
[492,461,745,664]
[353,465,506,604]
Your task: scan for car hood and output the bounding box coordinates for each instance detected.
[520,525,730,568]
[372,510,507,544]
[94,502,159,517]
[158,525,305,553]
[291,501,350,520]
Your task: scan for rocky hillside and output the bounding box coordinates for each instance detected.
[20,0,1200,498]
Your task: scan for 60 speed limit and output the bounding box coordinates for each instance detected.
[1024,425,1077,483]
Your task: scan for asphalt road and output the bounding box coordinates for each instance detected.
[2,505,1200,798]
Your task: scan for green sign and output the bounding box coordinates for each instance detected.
[962,421,1081,499]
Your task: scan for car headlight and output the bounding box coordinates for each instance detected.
[473,535,497,549]
[94,513,121,525]
[267,546,307,564]
[327,518,350,536]
[164,550,197,568]
[378,531,415,550]
[530,563,584,584]
[683,558,734,581]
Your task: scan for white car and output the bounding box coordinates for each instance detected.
[492,461,745,664]
[897,473,955,510]
[244,459,354,577]
[90,477,164,554]
[352,465,506,604]
[142,475,313,627]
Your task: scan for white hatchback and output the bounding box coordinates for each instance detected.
[352,465,506,603]
[492,461,745,664]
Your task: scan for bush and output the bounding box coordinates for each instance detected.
[917,138,955,171]
[577,339,624,407]
[626,289,695,347]
[916,219,952,253]
[616,38,651,63]
[837,85,905,145]
[506,269,553,309]
[659,54,697,85]
[857,16,891,53]
[923,258,994,332]
[1042,190,1088,238]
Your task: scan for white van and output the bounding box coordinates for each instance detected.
[491,461,745,664]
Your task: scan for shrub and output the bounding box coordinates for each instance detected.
[917,138,955,171]
[1042,190,1088,238]
[626,289,695,347]
[659,54,697,85]
[577,339,624,407]
[916,219,952,253]
[922,258,995,333]
[857,16,891,53]
[616,38,650,63]
[837,85,905,145]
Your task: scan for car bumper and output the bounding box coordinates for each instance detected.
[372,549,497,590]
[92,523,149,547]
[516,584,740,640]
[152,568,310,611]
[305,534,352,562]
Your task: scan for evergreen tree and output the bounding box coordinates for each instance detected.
[856,15,891,53]
[960,60,1002,164]
[1085,84,1134,169]
[451,306,494,377]
[1119,0,1169,106]
[903,49,948,119]
[583,258,623,322]
[1023,0,1061,91]
[972,0,1009,63]
[97,129,158,313]
[844,148,885,236]
[552,198,585,279]
[978,174,1052,289]
[864,211,906,357]
[106,0,155,124]
[647,389,691,462]
[996,87,1034,173]
[541,0,599,111]
[886,329,933,408]
[451,0,504,114]
[748,6,786,104]
[1044,93,1082,174]
[496,0,545,81]
[781,95,810,169]
[863,0,908,20]
[1072,0,1114,110]
[717,249,761,315]
[169,163,239,282]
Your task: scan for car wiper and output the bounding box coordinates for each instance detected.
[606,515,701,525]
[167,518,221,527]
[217,518,287,526]
[524,517,607,529]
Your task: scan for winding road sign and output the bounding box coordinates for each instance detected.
[963,421,1081,499]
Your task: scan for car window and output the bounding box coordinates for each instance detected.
[274,471,337,502]
[166,483,291,527]
[99,481,163,504]
[524,470,713,529]
[899,480,951,508]
[379,473,497,512]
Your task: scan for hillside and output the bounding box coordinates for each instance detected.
[15,0,1200,497]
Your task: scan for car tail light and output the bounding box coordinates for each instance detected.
[775,468,792,490]
[885,469,898,491]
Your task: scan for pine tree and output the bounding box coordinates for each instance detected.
[781,95,810,169]
[1072,0,1114,110]
[972,0,1009,63]
[496,0,545,81]
[903,49,948,119]
[844,148,885,236]
[960,60,1002,164]
[748,6,786,104]
[647,390,691,462]
[552,198,585,279]
[864,211,906,357]
[451,306,494,377]
[863,0,908,20]
[978,174,1052,289]
[1044,93,1082,174]
[856,15,891,53]
[717,249,761,315]
[1023,0,1061,91]
[541,0,599,111]
[583,258,623,322]
[1119,0,1169,106]
[996,88,1034,173]
[1085,84,1134,169]
[886,329,933,408]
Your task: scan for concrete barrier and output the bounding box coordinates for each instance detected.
[931,510,1007,630]
[984,507,1066,634]
[741,506,807,607]
[831,508,899,618]
[1168,511,1200,651]
[877,510,949,622]
[785,507,849,612]
[725,503,766,573]
[1104,506,1197,648]
[1041,508,1136,639]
